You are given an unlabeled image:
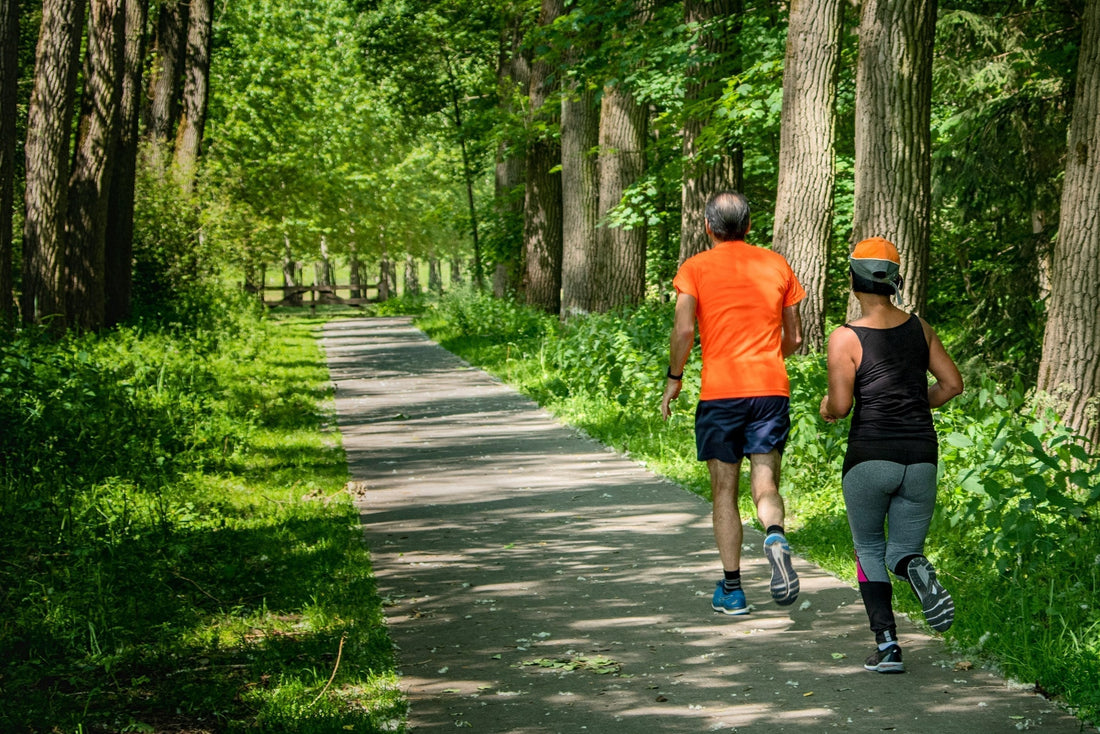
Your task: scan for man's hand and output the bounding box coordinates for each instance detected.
[661,378,682,421]
[819,394,838,423]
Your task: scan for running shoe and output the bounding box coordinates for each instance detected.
[712,581,750,615]
[907,556,955,632]
[763,533,799,605]
[864,644,905,673]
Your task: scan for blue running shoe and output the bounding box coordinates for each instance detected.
[712,581,750,615]
[763,533,799,606]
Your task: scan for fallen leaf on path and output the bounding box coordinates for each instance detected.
[954,660,974,671]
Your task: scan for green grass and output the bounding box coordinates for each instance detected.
[412,288,1100,727]
[0,308,405,733]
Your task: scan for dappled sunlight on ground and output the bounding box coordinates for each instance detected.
[323,317,1087,734]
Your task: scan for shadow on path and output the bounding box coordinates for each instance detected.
[324,317,1089,734]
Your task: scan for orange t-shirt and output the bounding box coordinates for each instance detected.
[673,241,805,401]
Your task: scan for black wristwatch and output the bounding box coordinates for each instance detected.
[666,367,683,380]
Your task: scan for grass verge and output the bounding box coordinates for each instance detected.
[0,310,405,733]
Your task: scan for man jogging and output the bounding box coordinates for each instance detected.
[661,191,804,615]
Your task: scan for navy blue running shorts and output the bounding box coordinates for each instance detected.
[694,396,791,462]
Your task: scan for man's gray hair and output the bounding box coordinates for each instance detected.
[705,191,751,241]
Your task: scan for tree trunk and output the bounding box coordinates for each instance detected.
[349,245,362,299]
[771,0,844,352]
[523,0,564,315]
[1038,0,1100,446]
[450,257,462,286]
[146,0,187,146]
[595,81,647,310]
[173,0,211,193]
[404,254,420,295]
[680,0,743,264]
[559,84,600,317]
[0,0,17,323]
[104,0,148,327]
[429,255,443,294]
[851,0,937,318]
[379,255,392,301]
[492,8,529,299]
[66,0,127,332]
[22,0,88,327]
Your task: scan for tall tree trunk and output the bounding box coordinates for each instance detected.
[450,256,462,286]
[523,0,563,315]
[771,0,844,352]
[404,254,420,295]
[104,0,148,326]
[1038,0,1100,446]
[595,82,647,310]
[379,254,392,301]
[0,0,17,323]
[146,0,187,147]
[851,0,937,318]
[559,84,600,317]
[680,0,743,264]
[442,57,483,289]
[67,0,126,332]
[493,7,529,299]
[22,0,88,327]
[429,255,443,294]
[349,244,362,299]
[173,0,211,193]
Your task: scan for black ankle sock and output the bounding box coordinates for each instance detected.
[893,554,923,579]
[722,570,741,591]
[765,525,784,537]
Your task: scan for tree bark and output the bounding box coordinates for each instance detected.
[67,0,127,332]
[173,0,211,193]
[680,0,743,264]
[429,255,443,294]
[0,0,17,322]
[379,255,392,301]
[559,83,600,317]
[104,0,148,326]
[595,81,647,310]
[851,0,937,318]
[404,254,420,295]
[146,0,187,146]
[523,0,564,315]
[22,0,88,327]
[493,7,529,299]
[771,0,844,352]
[1038,0,1100,446]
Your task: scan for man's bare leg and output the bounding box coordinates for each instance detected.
[707,458,751,614]
[748,449,784,529]
[749,449,799,605]
[708,458,743,571]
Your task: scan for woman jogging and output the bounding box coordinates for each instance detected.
[819,237,963,674]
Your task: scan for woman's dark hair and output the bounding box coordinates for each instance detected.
[850,268,900,296]
[705,191,751,241]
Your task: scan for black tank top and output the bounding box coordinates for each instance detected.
[842,313,937,475]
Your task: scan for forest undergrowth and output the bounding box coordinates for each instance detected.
[412,287,1100,726]
[0,290,405,733]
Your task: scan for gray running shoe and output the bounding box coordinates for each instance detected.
[763,533,799,605]
[864,644,905,673]
[907,556,955,632]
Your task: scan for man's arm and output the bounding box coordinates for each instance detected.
[661,292,697,421]
[781,303,803,357]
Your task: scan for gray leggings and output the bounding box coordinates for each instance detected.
[842,460,937,584]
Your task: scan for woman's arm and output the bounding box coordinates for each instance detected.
[922,319,963,408]
[820,326,860,422]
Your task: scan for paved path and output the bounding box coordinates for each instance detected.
[323,317,1090,734]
